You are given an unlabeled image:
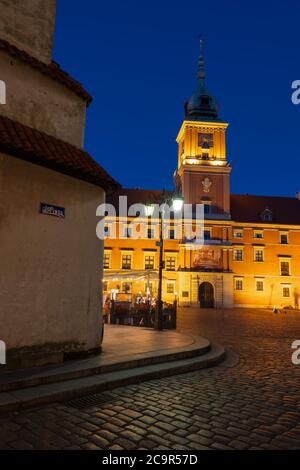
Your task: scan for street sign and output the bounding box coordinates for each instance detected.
[40,203,65,219]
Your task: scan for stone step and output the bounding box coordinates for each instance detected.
[0,336,211,393]
[0,343,225,413]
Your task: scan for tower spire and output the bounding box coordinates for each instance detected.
[197,34,205,81]
[184,35,219,121]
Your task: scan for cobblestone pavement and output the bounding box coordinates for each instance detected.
[1,308,300,450]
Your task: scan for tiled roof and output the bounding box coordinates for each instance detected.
[0,38,92,104]
[107,188,300,225]
[230,194,300,225]
[0,115,119,191]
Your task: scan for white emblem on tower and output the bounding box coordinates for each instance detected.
[202,177,212,193]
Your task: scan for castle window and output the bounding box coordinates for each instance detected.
[280,233,288,244]
[254,230,263,239]
[144,255,155,270]
[166,256,176,271]
[200,96,210,107]
[233,249,243,261]
[282,286,291,298]
[280,261,290,276]
[168,229,175,240]
[204,229,211,240]
[121,254,132,270]
[104,253,111,269]
[261,208,273,222]
[166,281,175,294]
[233,230,243,238]
[256,280,264,291]
[234,279,243,291]
[254,249,264,262]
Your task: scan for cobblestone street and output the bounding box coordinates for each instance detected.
[1,308,300,450]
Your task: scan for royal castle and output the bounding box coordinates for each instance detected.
[103,40,300,310]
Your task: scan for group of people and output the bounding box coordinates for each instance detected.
[273,306,289,314]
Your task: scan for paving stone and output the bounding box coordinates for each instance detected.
[175,429,190,438]
[1,309,300,451]
[96,429,117,442]
[81,442,102,450]
[187,433,213,446]
[114,438,137,450]
[108,444,124,450]
[90,435,109,449]
[126,424,147,437]
[155,421,176,432]
[119,430,143,443]
[139,415,157,425]
[102,422,123,434]
[162,433,188,446]
[138,439,157,449]
[10,440,34,450]
[229,439,250,450]
[211,442,233,450]
[79,422,100,433]
[121,409,142,419]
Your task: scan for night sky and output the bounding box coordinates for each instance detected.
[54,0,300,197]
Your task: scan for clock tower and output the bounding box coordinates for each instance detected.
[175,38,231,219]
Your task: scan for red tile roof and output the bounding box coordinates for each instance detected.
[107,188,300,225]
[230,194,300,225]
[0,115,119,191]
[0,38,92,104]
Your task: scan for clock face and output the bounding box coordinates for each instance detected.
[198,133,213,149]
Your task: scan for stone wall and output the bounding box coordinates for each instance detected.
[0,154,104,368]
[0,0,56,64]
[0,52,86,148]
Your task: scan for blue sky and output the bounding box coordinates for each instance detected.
[54,0,300,196]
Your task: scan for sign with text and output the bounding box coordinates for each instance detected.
[40,203,65,219]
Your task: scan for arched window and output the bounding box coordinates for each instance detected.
[260,208,273,222]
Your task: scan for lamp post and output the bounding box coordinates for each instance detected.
[146,195,184,331]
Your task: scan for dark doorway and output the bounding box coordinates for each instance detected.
[199,282,214,308]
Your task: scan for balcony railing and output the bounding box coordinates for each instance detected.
[180,237,232,246]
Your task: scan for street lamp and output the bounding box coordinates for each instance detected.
[172,197,184,212]
[145,204,154,217]
[146,194,184,330]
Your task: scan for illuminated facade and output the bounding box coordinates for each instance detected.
[104,40,300,309]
